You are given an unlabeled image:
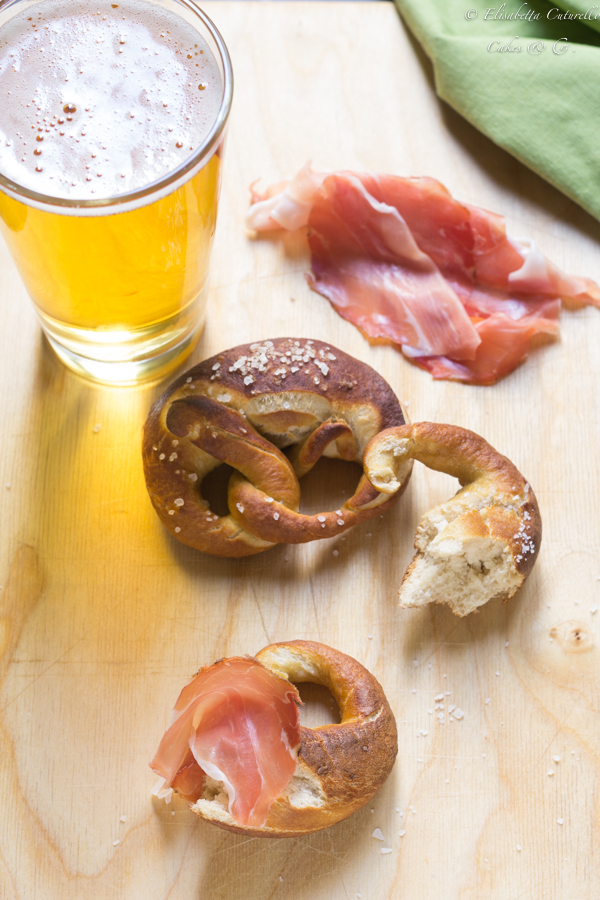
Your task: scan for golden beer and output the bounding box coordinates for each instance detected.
[0,0,232,384]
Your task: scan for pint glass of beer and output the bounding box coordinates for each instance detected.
[0,0,232,384]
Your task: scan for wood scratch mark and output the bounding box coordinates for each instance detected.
[0,635,87,714]
[250,582,270,645]
[307,576,322,642]
[340,873,350,900]
[419,620,463,665]
[528,698,580,774]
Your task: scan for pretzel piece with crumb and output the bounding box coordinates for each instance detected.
[364,422,541,616]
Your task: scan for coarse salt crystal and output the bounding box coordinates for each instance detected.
[333,549,339,557]
[273,512,280,521]
[548,770,555,776]
[174,527,181,533]
[93,423,101,433]
[434,694,444,702]
[399,830,406,837]
[120,815,127,823]
[113,840,120,846]
[174,498,184,507]
[516,844,522,851]
[159,453,165,460]
[189,473,198,482]
[553,755,560,762]
[381,848,393,854]
[557,818,564,825]
[372,828,385,840]
[186,376,193,382]
[243,375,254,385]
[453,708,464,720]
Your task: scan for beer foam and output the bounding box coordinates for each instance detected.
[0,0,223,200]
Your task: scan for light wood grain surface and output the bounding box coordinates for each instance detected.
[1,3,599,898]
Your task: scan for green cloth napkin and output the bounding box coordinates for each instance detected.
[395,0,600,221]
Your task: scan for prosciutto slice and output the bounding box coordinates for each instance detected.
[150,657,301,827]
[247,166,600,384]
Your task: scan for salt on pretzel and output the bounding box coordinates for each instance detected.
[364,422,541,616]
[190,640,398,837]
[142,339,412,556]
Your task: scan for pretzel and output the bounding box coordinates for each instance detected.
[364,422,541,616]
[142,339,411,556]
[156,640,398,837]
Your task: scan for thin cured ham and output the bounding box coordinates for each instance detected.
[247,165,600,384]
[150,657,300,827]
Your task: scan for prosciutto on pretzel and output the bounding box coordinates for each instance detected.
[151,641,398,837]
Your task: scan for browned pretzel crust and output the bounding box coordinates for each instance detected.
[364,423,542,616]
[143,339,411,556]
[191,640,398,836]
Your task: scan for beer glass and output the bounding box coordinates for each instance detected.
[0,0,233,385]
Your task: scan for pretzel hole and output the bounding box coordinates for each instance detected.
[294,457,362,515]
[200,464,235,518]
[296,682,341,727]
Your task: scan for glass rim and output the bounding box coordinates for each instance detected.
[0,0,233,212]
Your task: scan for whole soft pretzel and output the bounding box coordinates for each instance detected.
[152,640,398,837]
[142,339,412,556]
[363,423,541,616]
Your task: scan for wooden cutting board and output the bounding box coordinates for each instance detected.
[1,3,599,898]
